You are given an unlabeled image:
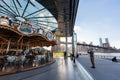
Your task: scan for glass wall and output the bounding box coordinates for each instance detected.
[72,32,77,57]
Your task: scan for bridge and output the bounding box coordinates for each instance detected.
[60,42,120,53]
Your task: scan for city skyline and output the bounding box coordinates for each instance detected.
[74,0,120,49]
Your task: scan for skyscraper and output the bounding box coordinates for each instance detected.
[105,38,109,44]
[99,38,103,47]
[105,38,110,47]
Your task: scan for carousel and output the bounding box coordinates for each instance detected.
[0,0,58,75]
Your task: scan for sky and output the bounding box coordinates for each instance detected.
[74,0,120,49]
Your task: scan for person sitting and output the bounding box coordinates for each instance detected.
[112,56,118,62]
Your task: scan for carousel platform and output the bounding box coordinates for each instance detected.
[0,58,86,80]
[0,59,55,76]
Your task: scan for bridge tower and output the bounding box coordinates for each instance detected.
[99,38,103,47]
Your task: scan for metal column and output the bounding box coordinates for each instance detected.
[6,40,11,53]
[65,22,68,59]
[72,32,77,57]
[72,32,74,55]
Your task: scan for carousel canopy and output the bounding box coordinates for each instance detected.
[0,0,58,31]
[0,0,58,48]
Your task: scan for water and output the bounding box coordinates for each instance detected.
[95,53,120,59]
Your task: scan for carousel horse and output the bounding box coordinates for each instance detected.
[33,55,42,67]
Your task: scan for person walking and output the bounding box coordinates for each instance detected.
[87,48,95,68]
[64,51,66,59]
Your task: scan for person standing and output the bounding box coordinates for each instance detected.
[87,48,95,68]
[64,51,66,59]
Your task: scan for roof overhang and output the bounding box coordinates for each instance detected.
[37,0,79,37]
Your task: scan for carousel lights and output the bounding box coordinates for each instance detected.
[0,16,13,27]
[21,21,32,26]
[0,16,55,41]
[0,16,9,21]
[39,13,45,17]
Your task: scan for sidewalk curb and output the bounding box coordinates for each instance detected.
[76,59,95,80]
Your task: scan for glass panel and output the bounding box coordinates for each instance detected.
[0,0,58,32]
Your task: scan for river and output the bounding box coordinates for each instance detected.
[95,53,120,59]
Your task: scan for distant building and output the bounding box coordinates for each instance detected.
[105,38,109,43]
[99,38,110,48]
[103,43,109,48]
[105,38,110,47]
[89,42,93,45]
[99,38,103,47]
[83,42,86,44]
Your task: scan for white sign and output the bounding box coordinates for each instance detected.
[0,18,9,25]
[46,32,53,40]
[18,24,33,35]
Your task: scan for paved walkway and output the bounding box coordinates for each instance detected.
[0,58,84,80]
[77,55,120,80]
